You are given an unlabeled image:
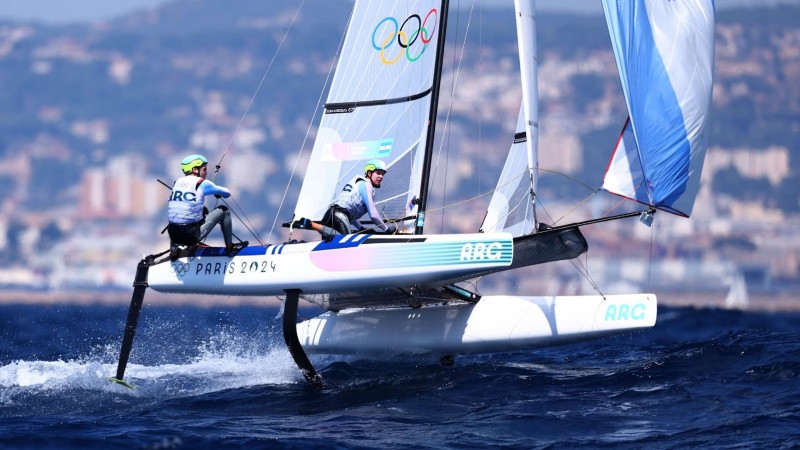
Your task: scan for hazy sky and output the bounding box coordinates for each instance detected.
[0,0,595,24]
[1,0,797,24]
[0,0,166,23]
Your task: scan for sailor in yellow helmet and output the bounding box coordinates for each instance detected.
[167,154,247,257]
[299,159,396,240]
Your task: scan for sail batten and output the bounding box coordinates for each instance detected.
[601,0,715,217]
[325,87,433,111]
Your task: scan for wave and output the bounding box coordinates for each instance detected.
[0,328,304,415]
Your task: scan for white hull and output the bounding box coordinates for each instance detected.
[148,232,513,296]
[297,293,657,355]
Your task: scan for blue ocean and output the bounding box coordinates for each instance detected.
[1,301,798,449]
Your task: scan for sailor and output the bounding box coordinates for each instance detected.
[166,154,247,258]
[302,159,397,240]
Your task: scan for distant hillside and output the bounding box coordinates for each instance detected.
[0,0,797,215]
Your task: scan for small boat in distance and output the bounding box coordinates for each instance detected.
[725,272,750,310]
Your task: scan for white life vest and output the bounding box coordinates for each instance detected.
[168,176,205,224]
[334,176,369,219]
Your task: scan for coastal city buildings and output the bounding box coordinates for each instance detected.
[0,6,796,308]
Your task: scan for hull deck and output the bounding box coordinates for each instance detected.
[148,232,514,298]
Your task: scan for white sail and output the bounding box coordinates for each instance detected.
[481,0,538,237]
[293,0,445,228]
[724,273,749,310]
[481,107,535,236]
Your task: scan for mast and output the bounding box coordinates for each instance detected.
[415,0,450,234]
[515,0,539,232]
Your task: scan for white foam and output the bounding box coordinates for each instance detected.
[0,330,304,404]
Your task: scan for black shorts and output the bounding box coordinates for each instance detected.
[167,221,202,246]
[321,206,352,235]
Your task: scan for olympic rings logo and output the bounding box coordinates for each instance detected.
[371,9,437,65]
[171,262,190,277]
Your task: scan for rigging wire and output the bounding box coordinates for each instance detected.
[477,2,484,204]
[266,2,353,244]
[207,155,266,246]
[530,167,599,227]
[439,0,460,233]
[647,215,656,291]
[219,1,306,159]
[569,252,605,299]
[431,0,475,233]
[220,196,266,246]
[203,0,308,245]
[422,164,601,231]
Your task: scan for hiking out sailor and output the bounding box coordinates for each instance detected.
[302,159,397,240]
[166,154,247,257]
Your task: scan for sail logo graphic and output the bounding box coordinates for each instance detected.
[460,242,503,261]
[322,138,393,161]
[372,9,437,64]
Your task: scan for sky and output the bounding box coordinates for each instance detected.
[0,0,166,24]
[1,0,798,24]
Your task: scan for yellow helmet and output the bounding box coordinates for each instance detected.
[364,159,387,175]
[180,154,208,174]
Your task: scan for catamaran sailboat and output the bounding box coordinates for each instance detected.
[111,0,715,388]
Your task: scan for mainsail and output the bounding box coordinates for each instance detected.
[601,0,716,217]
[293,0,445,228]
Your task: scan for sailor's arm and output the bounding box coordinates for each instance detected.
[199,180,231,198]
[358,181,388,231]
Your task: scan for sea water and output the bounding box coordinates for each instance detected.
[1,302,798,449]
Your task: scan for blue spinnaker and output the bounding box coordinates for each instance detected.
[601,0,715,217]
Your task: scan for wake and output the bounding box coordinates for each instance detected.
[0,331,303,408]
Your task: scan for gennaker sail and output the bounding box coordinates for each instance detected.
[601,0,715,217]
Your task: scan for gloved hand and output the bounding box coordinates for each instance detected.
[386,223,397,234]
